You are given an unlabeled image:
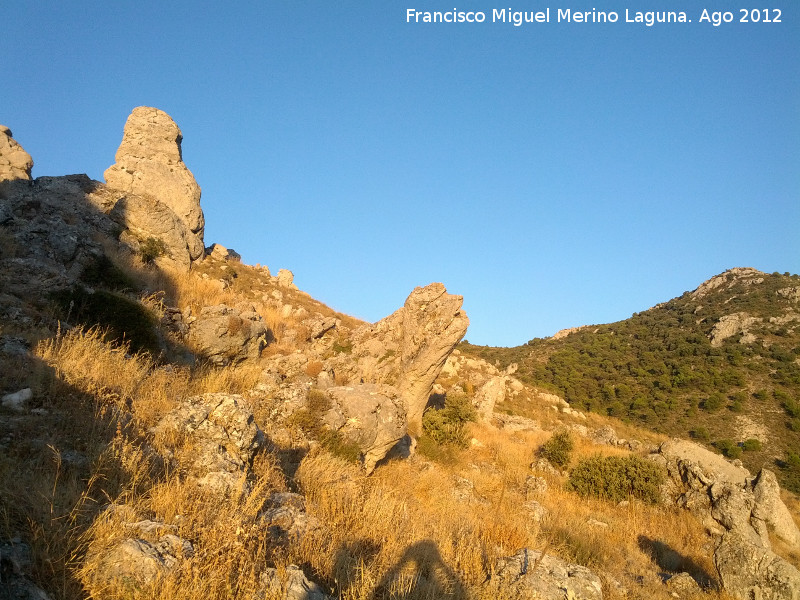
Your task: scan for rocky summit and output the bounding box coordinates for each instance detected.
[1,108,798,600]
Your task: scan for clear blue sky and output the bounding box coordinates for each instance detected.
[3,1,798,346]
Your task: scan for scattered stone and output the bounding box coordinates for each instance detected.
[665,572,702,598]
[260,493,320,545]
[525,475,548,497]
[257,565,330,600]
[1,388,32,412]
[493,548,603,599]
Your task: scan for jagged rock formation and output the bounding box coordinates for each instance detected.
[709,312,761,347]
[653,439,800,599]
[335,283,468,435]
[151,393,265,492]
[104,106,205,265]
[492,548,603,599]
[0,126,33,182]
[186,304,268,365]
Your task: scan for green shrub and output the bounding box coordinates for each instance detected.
[691,427,710,442]
[714,439,742,459]
[540,430,574,469]
[567,454,665,503]
[140,237,168,264]
[780,452,800,494]
[50,286,160,356]
[742,438,762,452]
[422,394,476,449]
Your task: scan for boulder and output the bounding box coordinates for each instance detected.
[206,243,241,262]
[493,548,603,599]
[752,469,800,548]
[151,393,264,492]
[257,565,330,600]
[1,388,33,412]
[104,107,204,260]
[323,384,407,474]
[473,376,506,422]
[0,125,33,182]
[715,531,800,600]
[259,492,320,546]
[187,304,268,365]
[88,535,193,588]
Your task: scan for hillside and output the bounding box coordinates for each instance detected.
[462,267,800,487]
[2,111,800,600]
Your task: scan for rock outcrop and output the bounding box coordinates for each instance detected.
[653,439,800,599]
[492,548,603,599]
[0,126,33,182]
[709,312,761,347]
[337,283,469,435]
[151,393,264,492]
[104,107,205,263]
[187,304,268,365]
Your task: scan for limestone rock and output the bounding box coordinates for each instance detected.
[110,194,196,270]
[323,384,407,474]
[257,565,330,600]
[665,572,703,598]
[338,283,468,435]
[187,304,267,365]
[276,269,295,288]
[260,492,320,546]
[473,376,506,422]
[715,531,800,600]
[0,125,33,182]
[304,315,339,340]
[752,469,800,548]
[493,548,603,599]
[104,107,204,260]
[1,388,32,412]
[88,534,193,588]
[205,243,241,262]
[151,393,264,492]
[709,312,761,347]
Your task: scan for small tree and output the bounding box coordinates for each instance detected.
[540,430,574,469]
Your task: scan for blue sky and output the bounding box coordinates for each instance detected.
[3,1,798,346]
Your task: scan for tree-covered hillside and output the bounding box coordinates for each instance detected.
[462,268,800,484]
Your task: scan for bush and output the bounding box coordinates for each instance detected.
[714,439,742,459]
[691,427,710,442]
[139,236,168,264]
[567,454,665,503]
[540,430,574,469]
[742,438,762,452]
[422,394,476,449]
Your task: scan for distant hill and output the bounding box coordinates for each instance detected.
[462,267,800,485]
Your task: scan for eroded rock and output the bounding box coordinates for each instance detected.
[493,548,603,599]
[104,107,204,261]
[0,125,33,182]
[187,304,268,365]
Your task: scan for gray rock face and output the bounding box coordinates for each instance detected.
[111,194,196,270]
[104,107,204,261]
[323,384,407,473]
[715,531,800,600]
[655,439,800,599]
[90,534,193,588]
[339,283,468,435]
[151,393,264,492]
[493,548,603,599]
[473,376,506,422]
[709,312,761,347]
[0,125,33,182]
[187,304,268,365]
[257,565,330,600]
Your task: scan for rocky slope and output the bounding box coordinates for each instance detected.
[1,110,799,600]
